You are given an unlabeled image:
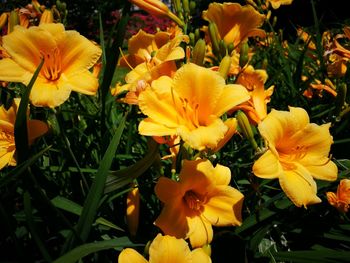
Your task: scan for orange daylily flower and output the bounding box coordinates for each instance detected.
[0,98,48,170]
[327,179,350,213]
[118,233,211,263]
[303,79,337,99]
[230,65,274,124]
[155,159,244,248]
[202,2,266,48]
[0,23,102,108]
[138,63,250,151]
[253,107,338,207]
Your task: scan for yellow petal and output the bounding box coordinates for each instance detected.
[178,118,228,151]
[118,248,148,263]
[59,30,102,75]
[279,164,321,207]
[213,118,238,152]
[305,160,338,181]
[203,186,244,226]
[212,163,231,186]
[0,150,15,170]
[149,234,192,263]
[0,58,32,83]
[191,248,212,263]
[139,118,177,137]
[212,84,250,117]
[3,25,56,73]
[172,63,225,122]
[29,77,71,108]
[62,70,99,95]
[253,150,283,179]
[138,76,180,128]
[187,216,213,248]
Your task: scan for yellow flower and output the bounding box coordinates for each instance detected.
[0,23,102,108]
[154,159,244,248]
[267,0,294,9]
[202,2,266,48]
[0,98,48,170]
[118,233,211,263]
[231,65,274,124]
[253,107,338,207]
[327,179,350,213]
[138,63,250,151]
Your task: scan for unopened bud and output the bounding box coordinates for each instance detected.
[182,0,190,15]
[219,39,227,57]
[189,32,195,46]
[194,28,200,43]
[239,42,249,68]
[40,9,54,24]
[208,22,221,58]
[189,1,196,14]
[218,55,231,79]
[335,83,347,116]
[227,42,234,55]
[236,110,259,151]
[262,58,268,69]
[8,10,19,33]
[191,38,206,66]
[0,13,8,30]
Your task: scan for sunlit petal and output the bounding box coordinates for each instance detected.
[118,248,148,263]
[253,150,283,179]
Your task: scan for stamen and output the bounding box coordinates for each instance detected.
[183,191,205,211]
[40,48,62,81]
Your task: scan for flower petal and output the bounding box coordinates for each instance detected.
[139,118,177,137]
[29,77,71,108]
[305,159,338,181]
[3,25,56,73]
[212,84,250,117]
[191,248,212,263]
[155,177,183,203]
[62,70,99,95]
[0,58,32,83]
[0,149,15,170]
[253,150,283,179]
[178,118,228,151]
[118,248,148,263]
[187,216,213,248]
[279,164,321,207]
[27,120,48,145]
[59,30,102,75]
[203,186,244,226]
[149,234,192,263]
[212,163,231,186]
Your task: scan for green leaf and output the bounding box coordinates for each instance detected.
[273,250,350,263]
[104,139,159,193]
[51,196,82,216]
[65,113,127,249]
[14,59,44,163]
[53,237,140,263]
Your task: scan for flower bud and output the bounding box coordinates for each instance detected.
[218,55,231,79]
[236,110,259,151]
[239,42,249,68]
[182,0,190,15]
[40,9,54,24]
[202,244,212,257]
[208,22,221,58]
[219,39,227,57]
[0,13,8,30]
[335,83,347,116]
[126,183,140,237]
[191,38,206,66]
[8,10,19,33]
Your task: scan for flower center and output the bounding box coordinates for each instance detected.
[179,98,200,129]
[183,191,206,211]
[40,48,62,81]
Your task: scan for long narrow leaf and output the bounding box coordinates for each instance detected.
[14,59,44,163]
[54,237,139,263]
